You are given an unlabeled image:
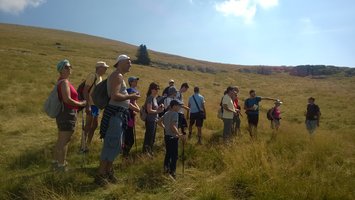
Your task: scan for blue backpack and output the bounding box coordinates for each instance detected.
[43,80,64,118]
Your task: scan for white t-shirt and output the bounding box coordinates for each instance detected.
[222,94,235,119]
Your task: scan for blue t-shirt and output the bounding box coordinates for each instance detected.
[244,96,262,115]
[188,93,205,114]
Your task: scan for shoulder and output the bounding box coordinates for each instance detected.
[257,96,262,101]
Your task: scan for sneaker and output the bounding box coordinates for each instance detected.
[107,170,118,184]
[168,172,176,180]
[94,174,109,186]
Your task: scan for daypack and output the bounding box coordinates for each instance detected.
[139,104,147,121]
[267,108,275,120]
[43,80,64,118]
[77,75,97,111]
[91,79,110,109]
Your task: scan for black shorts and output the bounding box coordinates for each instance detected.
[178,113,187,129]
[56,106,77,131]
[189,112,204,127]
[247,114,259,127]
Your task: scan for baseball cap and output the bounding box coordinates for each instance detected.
[167,86,178,96]
[115,54,130,64]
[56,59,71,72]
[96,61,109,68]
[128,76,139,83]
[170,99,183,107]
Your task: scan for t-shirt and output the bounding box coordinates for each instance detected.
[85,73,102,106]
[306,104,320,120]
[145,95,159,122]
[188,93,205,114]
[273,107,281,119]
[222,94,235,119]
[176,91,184,114]
[162,110,179,137]
[244,96,262,115]
[162,86,170,96]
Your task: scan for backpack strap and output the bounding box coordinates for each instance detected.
[192,95,202,112]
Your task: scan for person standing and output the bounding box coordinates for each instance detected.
[142,82,164,156]
[157,100,186,179]
[122,76,140,157]
[80,61,109,153]
[162,79,175,97]
[232,86,242,136]
[305,97,321,135]
[269,100,282,131]
[95,55,140,186]
[53,59,87,171]
[222,86,237,142]
[244,89,279,139]
[176,83,190,135]
[187,86,206,144]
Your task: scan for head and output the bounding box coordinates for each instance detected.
[113,54,131,74]
[194,86,200,94]
[128,76,139,88]
[180,82,189,93]
[57,59,72,77]
[168,79,174,86]
[167,86,178,97]
[225,86,235,97]
[274,100,282,107]
[233,86,240,94]
[170,99,183,112]
[146,82,160,97]
[308,97,315,104]
[95,61,109,76]
[249,89,256,98]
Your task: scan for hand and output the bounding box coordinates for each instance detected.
[129,93,140,100]
[80,100,87,107]
[157,105,165,113]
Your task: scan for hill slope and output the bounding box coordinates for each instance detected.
[0,23,354,200]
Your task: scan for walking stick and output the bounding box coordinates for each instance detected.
[182,140,185,175]
[81,110,86,170]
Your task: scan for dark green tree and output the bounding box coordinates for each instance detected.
[135,44,151,65]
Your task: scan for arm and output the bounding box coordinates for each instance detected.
[61,80,86,107]
[157,117,165,129]
[147,103,164,114]
[170,122,182,138]
[129,101,140,113]
[261,97,278,101]
[223,104,237,114]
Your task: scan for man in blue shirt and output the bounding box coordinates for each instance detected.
[244,89,279,139]
[187,87,206,144]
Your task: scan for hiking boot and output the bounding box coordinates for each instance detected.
[107,170,118,184]
[94,174,109,186]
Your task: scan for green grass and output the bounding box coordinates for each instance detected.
[0,23,354,200]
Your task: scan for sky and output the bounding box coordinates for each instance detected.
[0,0,354,67]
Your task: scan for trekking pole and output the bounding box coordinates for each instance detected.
[182,140,185,175]
[81,110,86,170]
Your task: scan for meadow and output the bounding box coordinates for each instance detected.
[0,23,354,200]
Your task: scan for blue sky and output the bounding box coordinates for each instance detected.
[1,0,354,67]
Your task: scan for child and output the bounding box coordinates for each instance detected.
[157,99,186,179]
[270,100,282,131]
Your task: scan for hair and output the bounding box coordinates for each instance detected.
[249,89,255,94]
[146,82,160,97]
[225,86,234,94]
[308,97,315,101]
[180,82,189,89]
[194,86,200,93]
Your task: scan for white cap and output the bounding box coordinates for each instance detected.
[115,54,130,64]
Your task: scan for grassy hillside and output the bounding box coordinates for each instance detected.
[0,23,354,200]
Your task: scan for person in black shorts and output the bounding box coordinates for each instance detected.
[187,87,206,144]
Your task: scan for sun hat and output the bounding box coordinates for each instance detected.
[170,99,183,107]
[56,59,70,72]
[169,79,174,84]
[96,61,109,68]
[128,76,139,83]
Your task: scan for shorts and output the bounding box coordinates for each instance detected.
[271,119,280,129]
[178,113,187,129]
[190,112,204,127]
[90,105,100,117]
[100,114,124,162]
[56,106,77,131]
[247,114,259,127]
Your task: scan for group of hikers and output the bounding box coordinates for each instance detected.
[50,54,321,185]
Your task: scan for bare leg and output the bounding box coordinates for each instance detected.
[54,131,73,165]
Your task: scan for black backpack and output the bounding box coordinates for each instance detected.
[76,75,97,111]
[267,108,274,120]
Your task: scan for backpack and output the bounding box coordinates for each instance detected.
[267,108,275,120]
[43,80,64,118]
[91,79,110,109]
[77,75,97,111]
[139,104,147,121]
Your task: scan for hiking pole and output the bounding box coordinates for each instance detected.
[182,140,185,175]
[81,110,86,170]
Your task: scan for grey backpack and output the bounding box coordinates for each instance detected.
[44,80,64,118]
